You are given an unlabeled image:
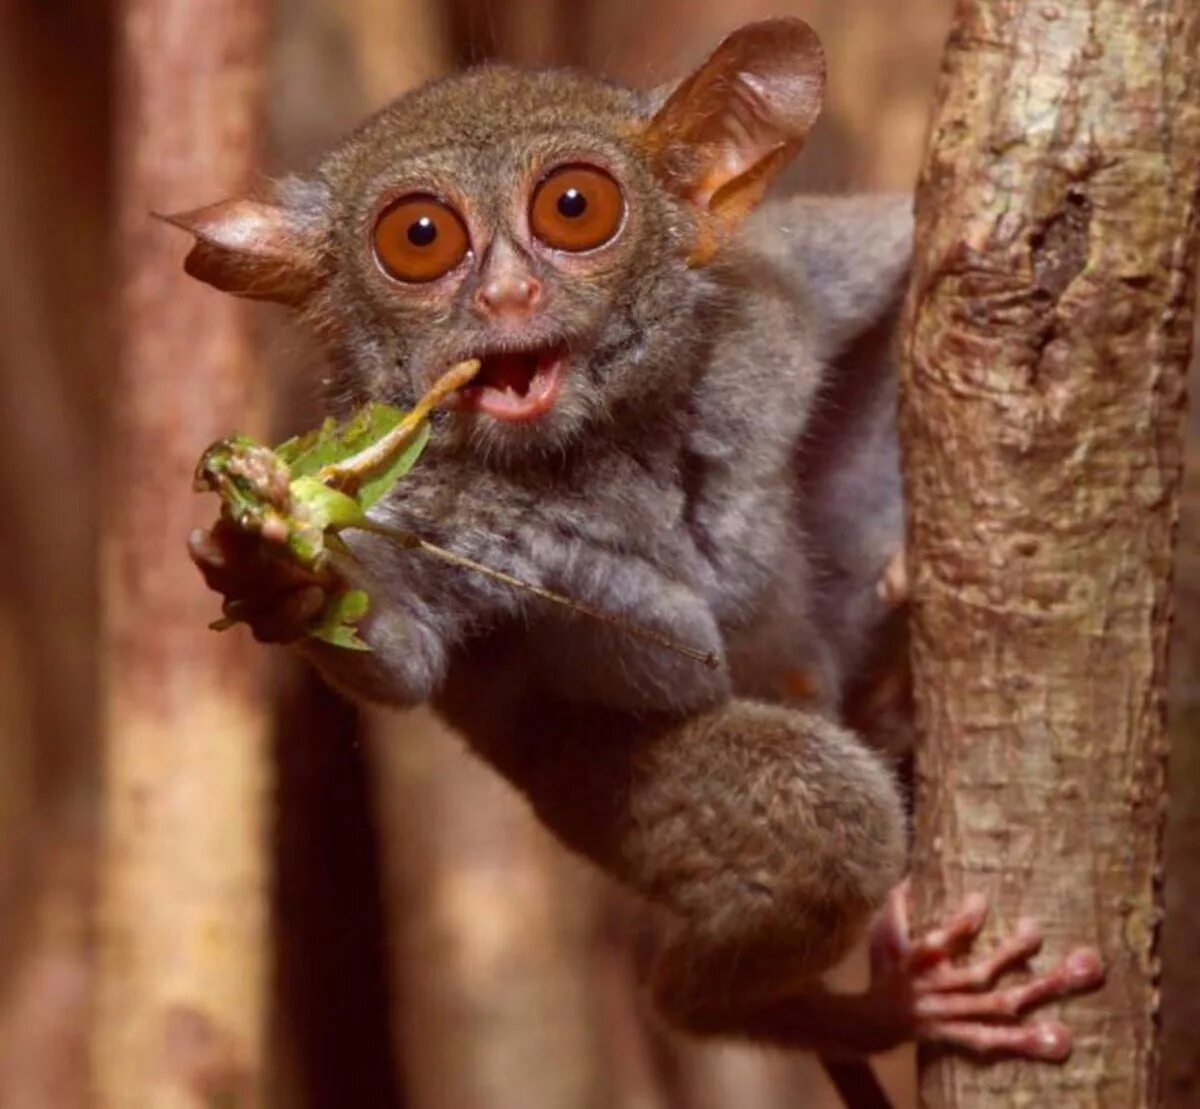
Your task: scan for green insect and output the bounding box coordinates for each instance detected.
[194,358,717,666]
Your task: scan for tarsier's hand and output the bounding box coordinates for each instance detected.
[868,879,1105,1060]
[188,518,340,644]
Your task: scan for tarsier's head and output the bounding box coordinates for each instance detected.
[171,19,824,458]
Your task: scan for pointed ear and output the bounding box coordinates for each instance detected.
[158,198,321,305]
[643,19,825,259]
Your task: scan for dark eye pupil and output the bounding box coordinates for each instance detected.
[408,217,437,246]
[557,188,588,219]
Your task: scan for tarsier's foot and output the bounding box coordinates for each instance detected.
[188,519,335,643]
[869,879,1104,1061]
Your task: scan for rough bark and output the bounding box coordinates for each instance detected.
[94,2,271,1106]
[900,1,1200,1106]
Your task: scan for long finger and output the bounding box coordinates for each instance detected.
[915,947,1104,1021]
[920,1019,1073,1062]
[906,893,989,973]
[917,918,1042,994]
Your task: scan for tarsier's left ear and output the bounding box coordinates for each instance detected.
[158,198,322,306]
[643,19,825,262]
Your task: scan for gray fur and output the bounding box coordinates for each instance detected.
[199,44,917,1052]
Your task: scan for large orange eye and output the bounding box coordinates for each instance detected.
[373,194,470,283]
[530,165,624,252]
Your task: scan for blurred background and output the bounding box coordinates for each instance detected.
[0,1,1196,1106]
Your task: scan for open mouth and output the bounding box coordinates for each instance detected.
[451,343,567,423]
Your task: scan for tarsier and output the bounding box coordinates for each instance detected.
[180,18,1104,1071]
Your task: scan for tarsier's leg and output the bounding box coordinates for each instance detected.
[616,698,908,1004]
[534,698,1099,1058]
[453,691,1103,1058]
[496,699,907,1035]
[452,692,903,974]
[659,878,1104,1059]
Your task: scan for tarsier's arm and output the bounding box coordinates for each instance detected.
[307,506,731,714]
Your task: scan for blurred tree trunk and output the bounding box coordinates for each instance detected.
[0,3,111,1105]
[94,2,271,1106]
[900,1,1200,1107]
[267,669,399,1109]
[371,714,615,1109]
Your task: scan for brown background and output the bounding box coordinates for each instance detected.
[0,1,1195,1105]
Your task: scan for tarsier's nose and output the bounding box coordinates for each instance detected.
[473,238,543,320]
[475,271,542,317]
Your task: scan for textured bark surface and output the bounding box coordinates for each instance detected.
[94,2,271,1106]
[900,1,1200,1106]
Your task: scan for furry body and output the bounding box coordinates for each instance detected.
[306,176,915,1031]
[184,28,1103,1055]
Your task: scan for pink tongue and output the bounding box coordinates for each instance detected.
[484,354,534,394]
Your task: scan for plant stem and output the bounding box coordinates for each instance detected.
[319,359,481,490]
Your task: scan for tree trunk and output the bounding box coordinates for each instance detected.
[0,4,111,1105]
[94,2,271,1106]
[900,1,1200,1106]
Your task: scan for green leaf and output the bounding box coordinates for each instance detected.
[197,392,439,653]
[289,476,366,530]
[279,403,407,478]
[308,588,372,652]
[282,477,366,568]
[358,420,430,509]
[334,588,370,622]
[275,417,336,466]
[310,624,372,651]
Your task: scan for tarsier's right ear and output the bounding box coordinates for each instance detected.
[158,198,322,306]
[642,19,826,263]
